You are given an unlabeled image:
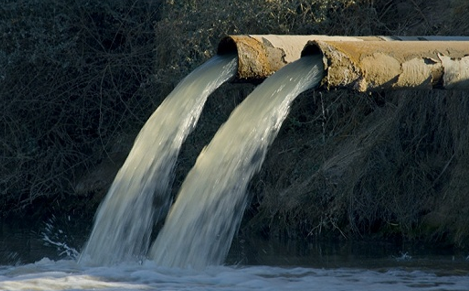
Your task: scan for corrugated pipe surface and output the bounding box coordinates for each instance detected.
[301,40,469,91]
[217,35,469,83]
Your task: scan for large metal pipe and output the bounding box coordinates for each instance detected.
[301,40,469,91]
[217,35,382,80]
[217,35,469,82]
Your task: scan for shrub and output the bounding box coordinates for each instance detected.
[0,0,159,215]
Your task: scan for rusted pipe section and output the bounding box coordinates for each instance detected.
[378,36,469,41]
[217,35,469,81]
[301,40,469,91]
[217,35,382,80]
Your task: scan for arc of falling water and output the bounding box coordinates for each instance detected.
[80,54,237,265]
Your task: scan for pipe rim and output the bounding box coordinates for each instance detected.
[217,36,238,55]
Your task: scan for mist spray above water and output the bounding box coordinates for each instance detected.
[79,54,237,266]
[149,55,324,269]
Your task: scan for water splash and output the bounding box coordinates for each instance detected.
[149,55,324,269]
[40,215,81,261]
[79,54,237,265]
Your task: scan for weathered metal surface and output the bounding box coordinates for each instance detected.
[379,36,469,41]
[217,35,377,80]
[302,40,469,91]
[217,35,469,89]
[439,54,469,89]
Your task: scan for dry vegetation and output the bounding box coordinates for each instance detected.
[1,0,161,217]
[1,0,469,247]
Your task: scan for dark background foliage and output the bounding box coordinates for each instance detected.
[1,0,468,247]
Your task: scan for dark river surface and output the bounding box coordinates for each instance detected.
[1,217,469,290]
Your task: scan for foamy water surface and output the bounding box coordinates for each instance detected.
[1,258,469,291]
[2,221,469,291]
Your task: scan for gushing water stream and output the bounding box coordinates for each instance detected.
[149,55,324,269]
[79,54,237,265]
[2,54,469,291]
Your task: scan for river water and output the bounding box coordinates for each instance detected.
[1,221,469,291]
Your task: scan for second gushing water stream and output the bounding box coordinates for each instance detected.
[150,54,324,269]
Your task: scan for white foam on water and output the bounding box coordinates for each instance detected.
[1,259,469,291]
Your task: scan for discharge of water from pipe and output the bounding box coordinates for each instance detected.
[149,54,324,269]
[79,54,237,266]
